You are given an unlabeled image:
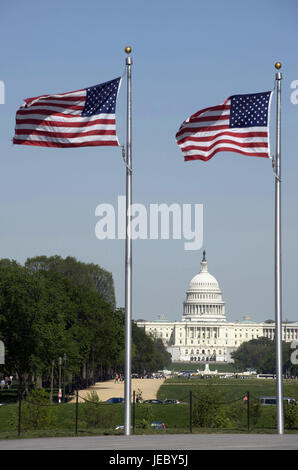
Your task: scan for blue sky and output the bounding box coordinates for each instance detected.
[0,0,297,322]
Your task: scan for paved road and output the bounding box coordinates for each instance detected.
[0,433,297,450]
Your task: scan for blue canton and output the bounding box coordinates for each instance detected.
[82,77,121,116]
[230,91,271,128]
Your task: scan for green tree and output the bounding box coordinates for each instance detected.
[0,262,43,391]
[25,255,116,308]
[280,342,298,377]
[231,337,298,375]
[152,337,172,370]
[131,322,171,374]
[0,255,172,390]
[0,258,123,390]
[132,321,155,374]
[231,337,275,373]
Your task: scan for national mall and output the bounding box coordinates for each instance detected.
[137,252,298,363]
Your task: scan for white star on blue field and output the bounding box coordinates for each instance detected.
[83,78,121,116]
[230,92,271,128]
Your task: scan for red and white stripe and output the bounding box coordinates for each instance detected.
[176,98,270,162]
[13,88,119,148]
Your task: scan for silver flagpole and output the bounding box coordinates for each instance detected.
[274,61,284,434]
[124,46,132,436]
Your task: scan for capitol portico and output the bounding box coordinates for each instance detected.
[137,252,298,363]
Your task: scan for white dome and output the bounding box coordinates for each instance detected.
[182,251,226,322]
[189,271,219,290]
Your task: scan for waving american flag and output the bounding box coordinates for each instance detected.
[13,77,121,148]
[176,91,272,162]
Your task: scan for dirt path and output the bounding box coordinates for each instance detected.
[70,378,165,403]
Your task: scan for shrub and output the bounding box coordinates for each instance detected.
[284,404,298,429]
[136,388,143,403]
[135,404,153,429]
[15,389,57,431]
[226,397,261,428]
[213,408,231,428]
[250,398,261,425]
[226,401,246,427]
[82,391,116,429]
[192,386,229,428]
[135,418,150,429]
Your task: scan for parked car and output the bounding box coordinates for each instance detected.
[259,396,296,406]
[106,397,124,404]
[163,399,180,404]
[115,425,133,430]
[143,399,163,404]
[151,421,166,429]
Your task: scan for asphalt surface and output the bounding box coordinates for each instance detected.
[0,433,297,450]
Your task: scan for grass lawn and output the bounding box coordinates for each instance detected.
[157,377,298,402]
[156,377,298,432]
[0,378,298,438]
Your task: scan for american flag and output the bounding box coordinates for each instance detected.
[13,77,121,148]
[176,91,272,162]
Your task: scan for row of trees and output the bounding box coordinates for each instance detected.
[231,337,298,376]
[0,256,171,392]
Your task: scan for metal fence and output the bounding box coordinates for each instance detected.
[8,388,265,438]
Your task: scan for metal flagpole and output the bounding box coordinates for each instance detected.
[274,61,284,434]
[124,46,133,436]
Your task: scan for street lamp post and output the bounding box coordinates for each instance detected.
[58,356,62,404]
[63,353,67,402]
[50,360,54,402]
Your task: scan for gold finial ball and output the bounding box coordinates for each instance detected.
[125,46,132,54]
[275,62,282,70]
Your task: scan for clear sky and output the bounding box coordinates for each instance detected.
[0,0,297,323]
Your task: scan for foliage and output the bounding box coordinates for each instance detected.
[25,255,116,308]
[192,385,229,428]
[231,337,274,373]
[231,337,298,376]
[15,389,56,431]
[226,400,247,426]
[284,403,298,429]
[0,257,171,388]
[81,391,116,429]
[153,338,172,370]
[281,342,298,377]
[131,321,171,374]
[135,404,153,429]
[136,388,143,402]
[213,408,231,428]
[0,262,43,386]
[135,418,150,429]
[250,397,262,425]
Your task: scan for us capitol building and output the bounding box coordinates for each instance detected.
[137,252,298,363]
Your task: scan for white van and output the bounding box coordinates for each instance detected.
[259,396,296,406]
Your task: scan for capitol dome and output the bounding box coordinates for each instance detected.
[182,251,226,322]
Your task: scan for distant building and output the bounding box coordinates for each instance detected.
[137,252,298,363]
